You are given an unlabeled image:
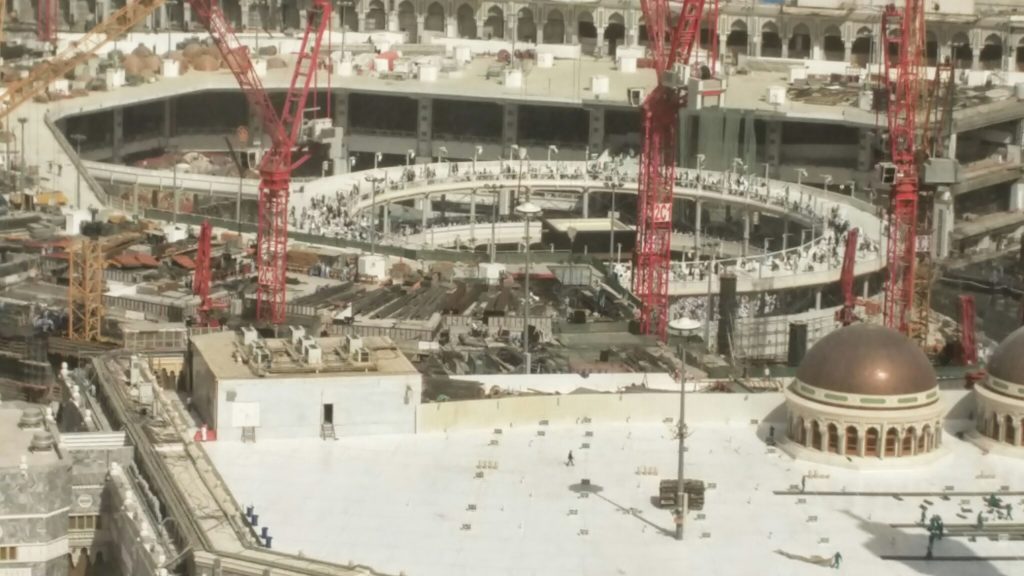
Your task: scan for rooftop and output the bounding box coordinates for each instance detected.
[205,417,1024,576]
[192,330,418,381]
[0,404,61,468]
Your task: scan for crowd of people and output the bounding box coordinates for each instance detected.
[287,161,880,278]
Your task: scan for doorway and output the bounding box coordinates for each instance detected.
[322,403,334,425]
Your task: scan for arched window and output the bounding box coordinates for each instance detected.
[397,1,417,42]
[885,427,899,457]
[425,2,446,33]
[788,22,811,59]
[845,425,858,454]
[761,22,782,58]
[1004,415,1015,444]
[902,427,915,455]
[542,9,565,44]
[726,20,748,57]
[980,34,1003,70]
[811,420,823,450]
[827,423,840,454]
[484,6,504,40]
[920,424,932,452]
[865,427,880,457]
[456,4,476,39]
[794,415,806,445]
[823,25,844,62]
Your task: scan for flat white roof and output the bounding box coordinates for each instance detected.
[205,421,1024,576]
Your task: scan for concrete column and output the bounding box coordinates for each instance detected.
[502,103,519,152]
[857,128,874,173]
[162,98,174,144]
[416,97,432,160]
[843,41,851,63]
[183,2,192,29]
[421,194,431,230]
[581,190,589,217]
[814,289,822,310]
[1011,179,1024,212]
[858,428,866,457]
[765,121,782,167]
[158,3,167,29]
[499,188,511,216]
[358,13,366,32]
[388,10,399,32]
[241,0,250,28]
[752,36,761,58]
[811,39,822,61]
[947,131,958,159]
[383,203,391,235]
[469,193,476,243]
[742,210,750,256]
[971,46,981,70]
[112,107,124,162]
[446,16,457,38]
[934,187,954,259]
[781,40,789,59]
[588,107,605,156]
[414,15,424,38]
[333,92,349,134]
[939,43,952,65]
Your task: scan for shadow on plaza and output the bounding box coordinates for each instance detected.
[842,510,1010,576]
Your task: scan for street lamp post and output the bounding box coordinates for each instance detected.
[823,174,833,194]
[695,154,705,253]
[547,144,558,163]
[473,145,482,174]
[406,149,415,167]
[846,180,857,200]
[17,117,26,170]
[515,147,528,205]
[517,201,542,375]
[374,151,382,170]
[608,177,621,260]
[172,162,189,224]
[668,317,701,541]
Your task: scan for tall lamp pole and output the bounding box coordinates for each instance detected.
[365,175,384,255]
[517,201,542,375]
[172,162,189,224]
[668,317,701,541]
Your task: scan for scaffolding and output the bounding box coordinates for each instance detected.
[67,240,105,342]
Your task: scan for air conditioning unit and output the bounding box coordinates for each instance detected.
[627,87,646,106]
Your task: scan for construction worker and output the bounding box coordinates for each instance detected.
[801,476,807,493]
[920,507,927,524]
[567,450,574,467]
[830,551,842,569]
[1006,504,1013,521]
[926,532,936,558]
[977,511,985,530]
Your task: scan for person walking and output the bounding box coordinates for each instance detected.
[1007,504,1014,521]
[830,551,842,569]
[567,451,574,467]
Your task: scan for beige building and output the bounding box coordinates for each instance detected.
[785,324,944,461]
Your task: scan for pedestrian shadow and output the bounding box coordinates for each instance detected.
[568,482,674,538]
[842,510,1011,576]
[773,549,833,567]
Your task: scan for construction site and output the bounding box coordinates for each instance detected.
[1,0,1024,575]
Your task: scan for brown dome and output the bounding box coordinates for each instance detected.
[987,326,1024,385]
[796,324,936,396]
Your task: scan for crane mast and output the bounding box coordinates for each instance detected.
[193,220,225,327]
[634,0,707,340]
[190,0,330,324]
[881,0,925,337]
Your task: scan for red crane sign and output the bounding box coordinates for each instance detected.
[190,0,331,324]
[633,0,709,340]
[880,0,925,336]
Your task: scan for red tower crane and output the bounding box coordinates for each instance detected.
[38,0,57,44]
[190,0,330,324]
[193,220,226,327]
[633,0,709,340]
[880,0,925,336]
[835,227,860,326]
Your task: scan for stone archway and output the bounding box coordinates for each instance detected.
[577,11,596,54]
[794,415,806,445]
[811,420,823,450]
[761,21,782,58]
[788,22,811,59]
[604,12,625,56]
[826,423,839,453]
[425,2,445,33]
[920,424,932,452]
[517,7,536,43]
[823,25,844,61]
[845,425,858,454]
[951,32,972,70]
[1018,38,1024,71]
[1004,414,1016,444]
[865,427,880,457]
[366,0,386,32]
[903,426,916,455]
[397,0,417,42]
[980,34,1003,70]
[484,5,503,39]
[726,19,748,57]
[542,8,565,44]
[851,27,873,68]
[885,427,899,457]
[456,3,476,38]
